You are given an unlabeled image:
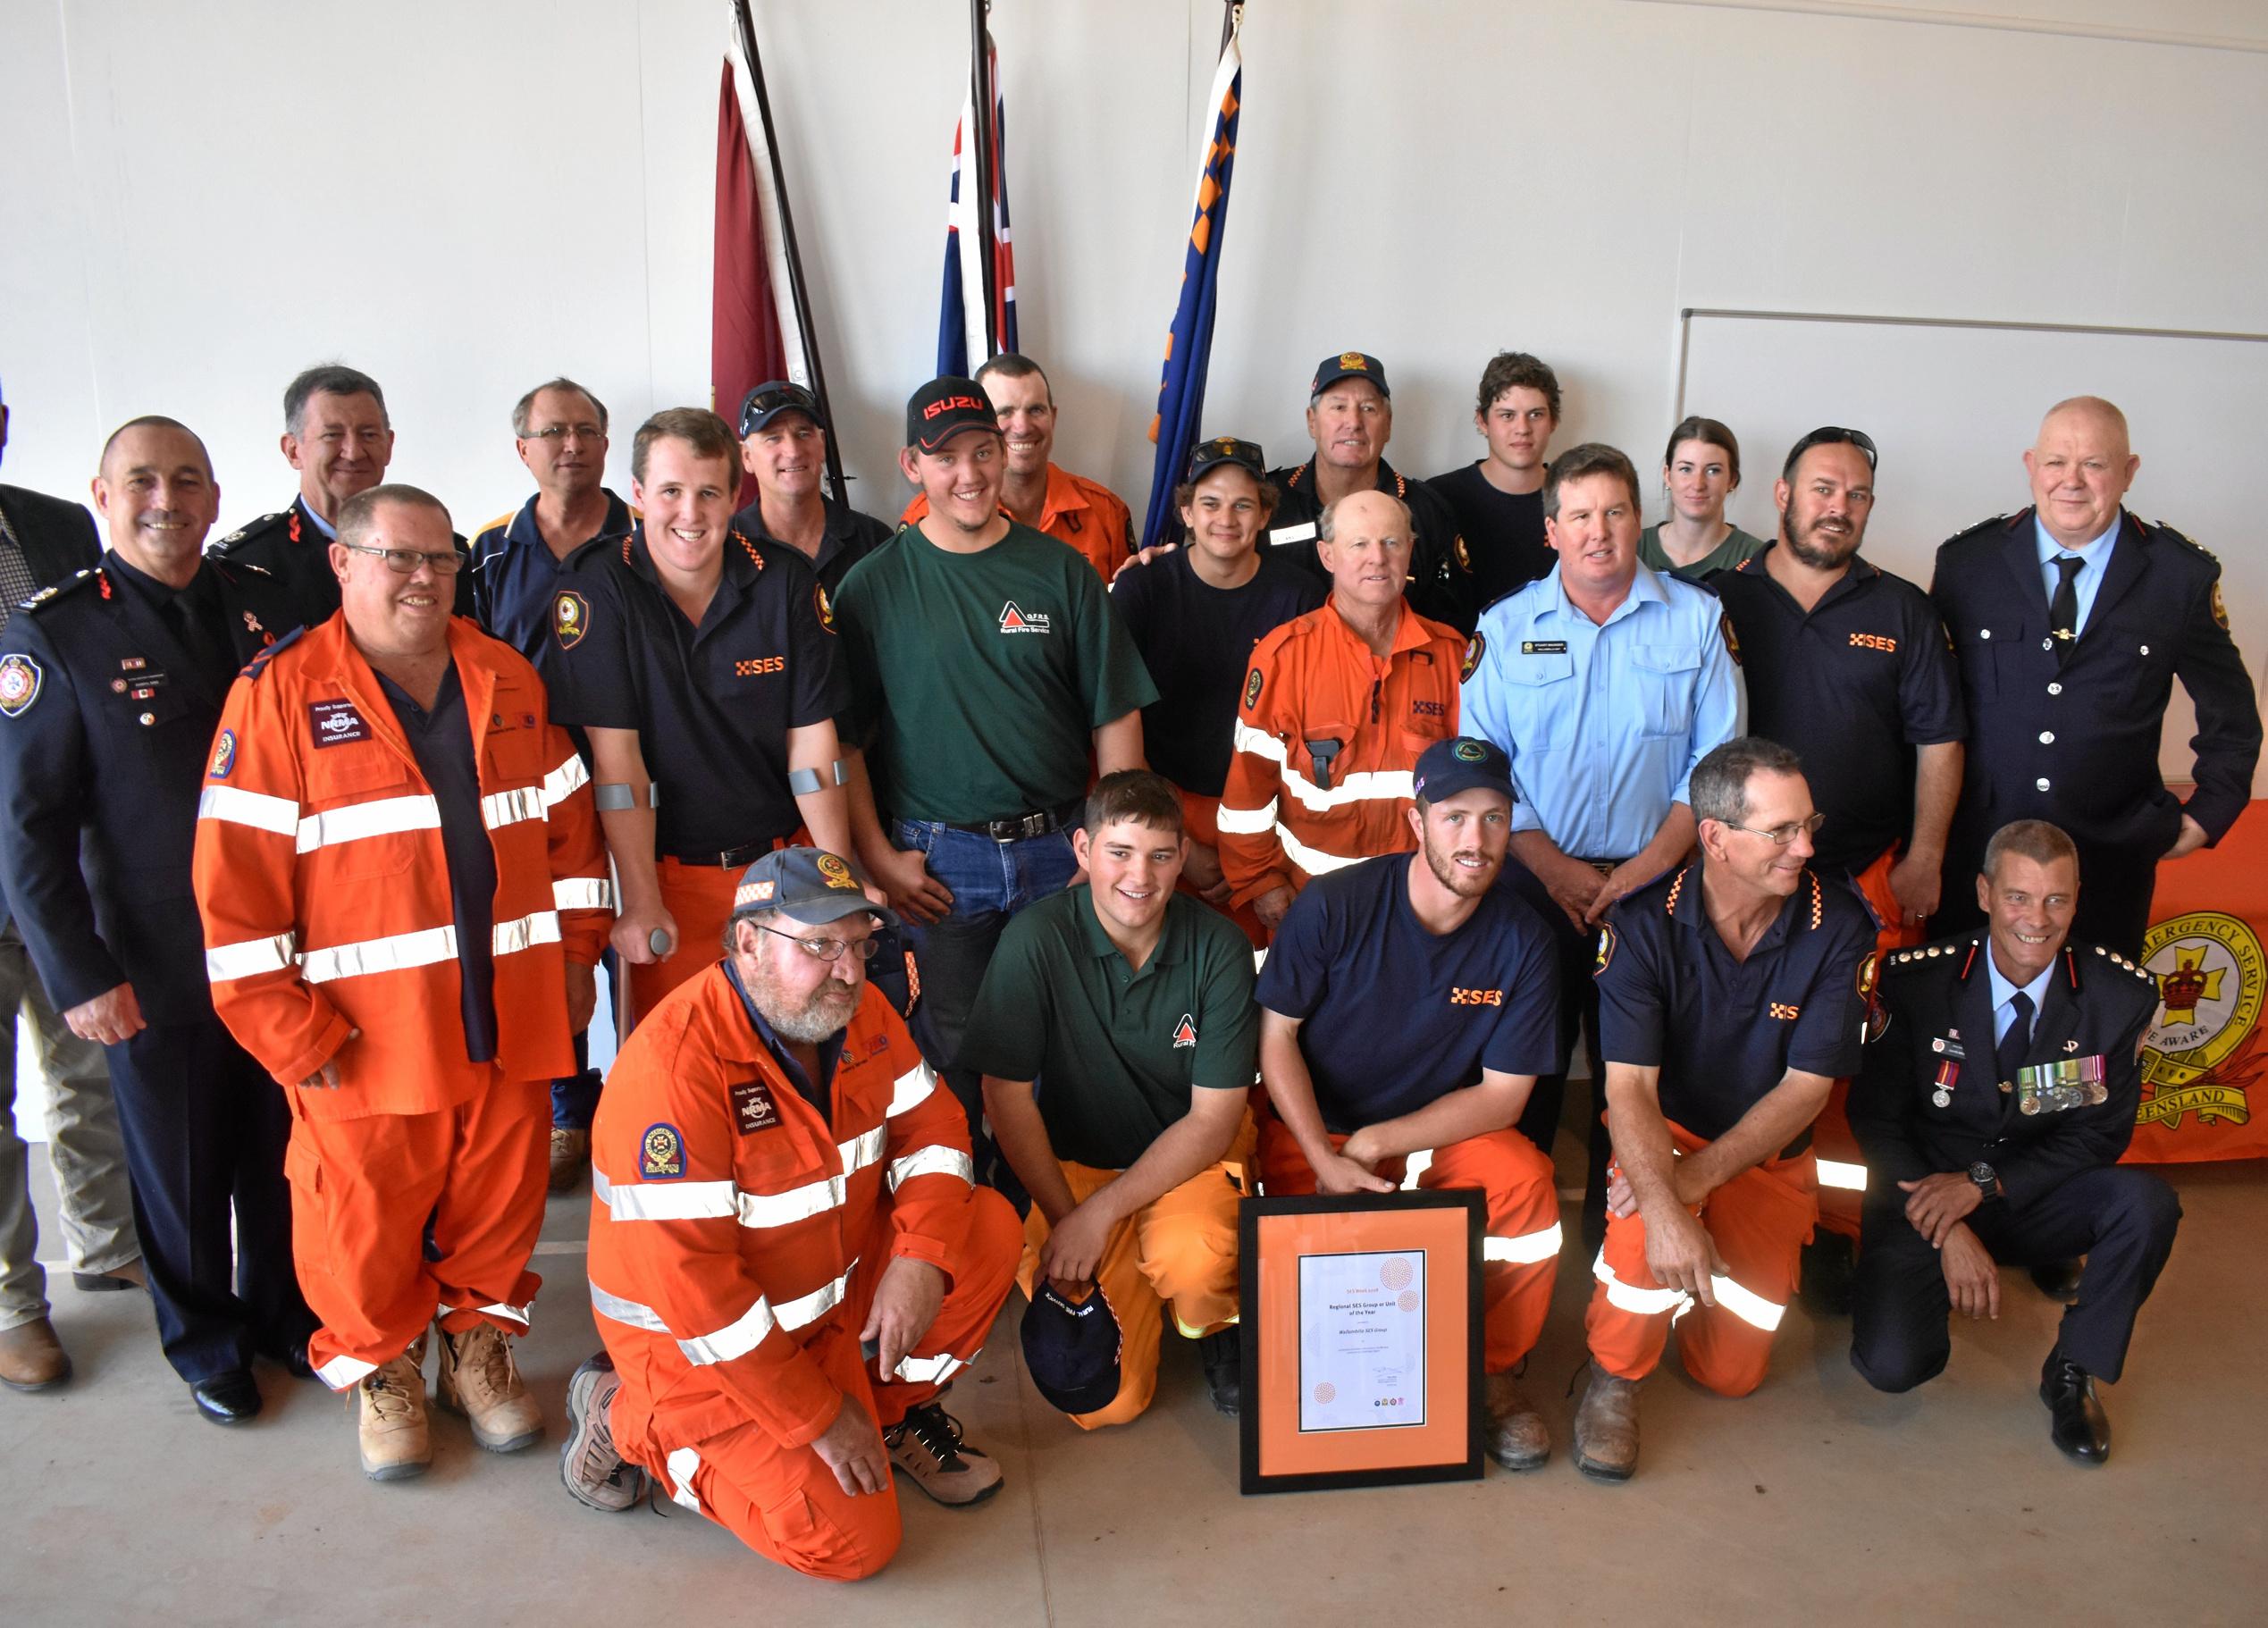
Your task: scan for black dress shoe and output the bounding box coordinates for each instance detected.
[2029,1257,2085,1303]
[191,1369,264,1424]
[2039,1352,2110,1464]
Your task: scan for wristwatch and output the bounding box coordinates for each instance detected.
[1967,1160,2000,1199]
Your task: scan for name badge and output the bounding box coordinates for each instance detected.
[1930,1035,1966,1060]
[1520,641,1568,655]
[1269,522,1318,547]
[730,1078,782,1135]
[2016,1056,2107,1116]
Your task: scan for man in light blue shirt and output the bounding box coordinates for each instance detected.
[2034,512,2116,647]
[1460,441,1744,1247]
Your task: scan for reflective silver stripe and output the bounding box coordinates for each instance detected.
[1213,797,1277,835]
[892,1351,965,1384]
[774,1263,854,1330]
[1231,720,1287,764]
[296,793,441,853]
[492,910,561,957]
[197,784,301,836]
[315,1353,376,1391]
[592,1168,738,1221]
[676,1294,778,1364]
[888,1145,975,1192]
[1276,825,1366,878]
[1399,1149,1435,1190]
[589,1263,852,1357]
[542,754,590,807]
[738,1175,848,1229]
[206,932,297,983]
[1709,1274,1786,1332]
[1279,762,1415,812]
[665,1446,702,1513]
[1588,1248,1785,1330]
[480,786,546,831]
[301,925,457,985]
[886,1062,937,1118]
[589,1281,669,1332]
[1815,1158,1869,1192]
[838,1124,886,1176]
[1483,1221,1563,1265]
[1592,1248,1687,1314]
[553,877,615,911]
[475,1300,530,1328]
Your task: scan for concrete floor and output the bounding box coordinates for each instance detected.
[3,1145,2262,1626]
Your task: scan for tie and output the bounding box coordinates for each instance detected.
[165,592,231,689]
[1996,990,2034,1086]
[2048,555,2085,665]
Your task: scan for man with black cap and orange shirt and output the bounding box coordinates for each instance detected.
[728,382,895,601]
[1264,351,1476,633]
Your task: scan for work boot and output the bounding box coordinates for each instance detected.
[886,1402,1004,1507]
[436,1322,543,1451]
[1483,1370,1550,1470]
[0,1318,70,1391]
[1571,1359,1641,1481]
[1197,1328,1242,1417]
[560,1352,645,1512]
[358,1354,432,1481]
[548,1127,591,1196]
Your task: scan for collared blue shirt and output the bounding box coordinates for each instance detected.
[467,490,636,660]
[1986,951,2057,1045]
[1461,560,1745,859]
[2031,514,2118,637]
[298,497,338,541]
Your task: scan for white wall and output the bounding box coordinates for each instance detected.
[4,0,2265,577]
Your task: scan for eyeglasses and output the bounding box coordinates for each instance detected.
[754,922,881,963]
[339,541,465,575]
[524,424,604,444]
[1726,812,1827,845]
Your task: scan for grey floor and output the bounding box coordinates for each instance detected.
[3,1133,2261,1626]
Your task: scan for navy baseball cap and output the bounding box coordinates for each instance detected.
[905,375,1000,453]
[738,381,825,437]
[1185,435,1266,483]
[1413,736,1516,806]
[1021,1282,1122,1415]
[1309,350,1390,399]
[732,847,898,929]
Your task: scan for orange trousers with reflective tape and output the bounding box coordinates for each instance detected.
[1255,1112,1559,1374]
[634,1188,1022,1582]
[1813,851,1926,1238]
[1016,1154,1243,1429]
[1176,789,1268,948]
[285,1077,550,1386]
[1586,1120,1817,1396]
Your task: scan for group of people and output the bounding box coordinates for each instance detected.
[0,345,2249,1582]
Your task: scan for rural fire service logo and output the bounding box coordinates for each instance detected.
[999,601,1050,634]
[1171,1014,1197,1048]
[2138,911,2263,1132]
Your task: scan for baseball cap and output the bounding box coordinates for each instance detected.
[738,381,825,437]
[1413,736,1516,806]
[1184,435,1266,483]
[904,375,1000,453]
[1021,1282,1122,1415]
[1309,350,1390,399]
[732,846,899,929]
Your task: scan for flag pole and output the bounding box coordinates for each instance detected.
[967,0,1000,361]
[733,0,847,499]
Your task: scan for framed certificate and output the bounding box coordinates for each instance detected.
[1238,1190,1483,1494]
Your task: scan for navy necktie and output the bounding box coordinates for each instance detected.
[1996,990,2034,1085]
[2049,555,2085,666]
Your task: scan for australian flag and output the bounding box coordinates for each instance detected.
[937,31,1017,376]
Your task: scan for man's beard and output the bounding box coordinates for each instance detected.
[1423,832,1499,898]
[1782,512,1859,571]
[748,961,859,1044]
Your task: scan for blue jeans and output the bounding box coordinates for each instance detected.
[891,818,1079,1137]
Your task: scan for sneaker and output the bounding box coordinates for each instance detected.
[561,1352,645,1512]
[549,1127,591,1196]
[1197,1328,1241,1417]
[885,1402,1003,1507]
[358,1354,432,1481]
[436,1322,543,1452]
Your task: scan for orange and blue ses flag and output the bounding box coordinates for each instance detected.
[937,29,1017,376]
[1140,20,1243,551]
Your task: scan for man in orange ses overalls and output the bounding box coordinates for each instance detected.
[194,483,612,1481]
[560,846,1020,1582]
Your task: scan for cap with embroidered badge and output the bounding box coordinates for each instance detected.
[1413,734,1516,805]
[1184,436,1267,483]
[731,845,899,928]
[1020,1281,1123,1416]
[1309,351,1390,399]
[905,375,1001,453]
[738,380,826,437]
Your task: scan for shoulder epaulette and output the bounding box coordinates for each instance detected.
[1938,513,2012,548]
[211,511,287,552]
[1882,936,1978,972]
[2146,519,2213,562]
[19,568,103,615]
[237,624,305,681]
[2087,943,2155,984]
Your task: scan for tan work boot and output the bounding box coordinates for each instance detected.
[436,1322,543,1451]
[358,1354,432,1481]
[548,1127,590,1196]
[0,1318,71,1391]
[1571,1359,1641,1481]
[1483,1370,1550,1470]
[885,1401,1003,1507]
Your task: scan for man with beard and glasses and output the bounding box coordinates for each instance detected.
[1712,428,1966,1294]
[563,846,1021,1581]
[1254,736,1565,1470]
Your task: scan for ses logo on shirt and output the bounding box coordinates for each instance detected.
[999,601,1051,634]
[1449,987,1504,1007]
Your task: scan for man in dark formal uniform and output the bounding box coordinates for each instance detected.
[1849,819,2178,1464]
[0,416,314,1422]
[0,387,144,1392]
[1263,352,1476,633]
[1930,396,2259,958]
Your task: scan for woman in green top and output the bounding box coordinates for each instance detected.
[1636,415,1768,582]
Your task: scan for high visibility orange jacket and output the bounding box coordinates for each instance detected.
[903,461,1134,581]
[1217,600,1464,907]
[587,968,979,1454]
[193,614,612,1120]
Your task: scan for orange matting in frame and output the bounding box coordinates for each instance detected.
[1245,1196,1480,1491]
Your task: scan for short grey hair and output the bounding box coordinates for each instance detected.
[1983,819,2079,882]
[512,377,609,439]
[1316,492,1411,547]
[1690,736,1805,827]
[284,365,388,438]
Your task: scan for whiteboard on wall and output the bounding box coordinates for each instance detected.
[1676,309,2268,798]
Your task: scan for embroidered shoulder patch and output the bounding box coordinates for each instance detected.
[554,590,590,650]
[0,653,42,717]
[640,1121,685,1179]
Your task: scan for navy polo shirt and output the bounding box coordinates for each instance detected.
[1256,852,1560,1134]
[467,491,637,661]
[727,493,895,600]
[1713,548,1964,875]
[541,525,844,860]
[1594,858,1874,1144]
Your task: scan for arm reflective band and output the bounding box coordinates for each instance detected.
[592,783,659,812]
[786,760,851,797]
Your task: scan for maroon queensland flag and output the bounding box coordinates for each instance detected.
[712,17,803,426]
